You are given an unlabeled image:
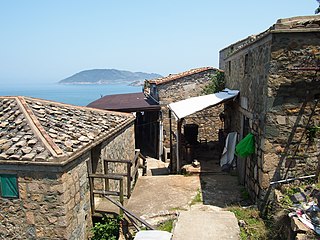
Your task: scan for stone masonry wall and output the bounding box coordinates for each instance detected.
[94,123,135,195]
[262,32,320,195]
[155,70,223,146]
[221,31,320,205]
[0,123,135,240]
[221,34,272,201]
[184,106,224,142]
[0,157,91,240]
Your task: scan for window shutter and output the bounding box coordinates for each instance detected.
[0,174,19,198]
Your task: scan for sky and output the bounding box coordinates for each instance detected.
[0,0,318,83]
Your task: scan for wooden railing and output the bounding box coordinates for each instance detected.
[88,173,124,214]
[103,195,155,231]
[88,150,147,215]
[103,149,146,199]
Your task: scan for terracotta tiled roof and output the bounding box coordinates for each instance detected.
[0,96,134,164]
[147,67,218,85]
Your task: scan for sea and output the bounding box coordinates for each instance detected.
[0,81,142,106]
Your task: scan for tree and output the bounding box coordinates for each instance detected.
[315,0,320,14]
[202,71,225,95]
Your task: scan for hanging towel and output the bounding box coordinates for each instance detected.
[220,132,238,167]
[235,133,255,158]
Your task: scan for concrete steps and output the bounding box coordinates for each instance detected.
[172,205,240,240]
[145,157,169,176]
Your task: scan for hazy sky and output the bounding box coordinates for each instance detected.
[0,1,317,83]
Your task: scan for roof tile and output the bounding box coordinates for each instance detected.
[147,67,218,85]
[0,96,134,164]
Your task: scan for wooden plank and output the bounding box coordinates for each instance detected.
[131,151,140,164]
[104,159,131,164]
[88,173,123,180]
[119,178,124,215]
[93,190,120,196]
[131,164,139,180]
[103,160,109,191]
[89,173,95,214]
[127,162,131,199]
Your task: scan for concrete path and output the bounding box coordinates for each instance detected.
[126,149,242,239]
[172,205,240,240]
[126,175,200,219]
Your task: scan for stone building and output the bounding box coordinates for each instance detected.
[219,16,320,207]
[144,67,224,153]
[0,96,135,239]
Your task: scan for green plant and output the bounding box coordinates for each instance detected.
[228,206,268,240]
[157,219,175,232]
[306,125,320,142]
[170,206,188,211]
[91,215,122,240]
[190,189,202,205]
[240,188,250,201]
[202,71,225,95]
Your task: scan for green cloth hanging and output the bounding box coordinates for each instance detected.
[235,133,255,158]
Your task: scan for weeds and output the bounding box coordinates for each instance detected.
[190,189,202,205]
[157,219,175,232]
[228,206,268,240]
[91,214,121,240]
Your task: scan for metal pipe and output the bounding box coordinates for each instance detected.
[270,174,316,185]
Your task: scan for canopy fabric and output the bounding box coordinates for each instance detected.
[168,88,239,119]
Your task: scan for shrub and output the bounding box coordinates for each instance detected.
[202,71,225,95]
[91,215,121,240]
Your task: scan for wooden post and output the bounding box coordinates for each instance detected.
[103,160,109,191]
[127,162,131,199]
[169,109,174,173]
[87,156,95,215]
[176,119,183,173]
[119,178,124,215]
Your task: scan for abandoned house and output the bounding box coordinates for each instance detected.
[87,92,160,159]
[0,96,136,239]
[143,67,224,161]
[219,15,320,208]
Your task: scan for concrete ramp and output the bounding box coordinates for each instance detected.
[126,175,200,218]
[172,205,240,240]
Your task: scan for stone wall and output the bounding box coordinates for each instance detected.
[221,34,272,201]
[0,123,136,239]
[184,107,224,142]
[91,123,135,196]
[221,30,320,205]
[263,32,320,191]
[0,156,91,240]
[153,70,223,146]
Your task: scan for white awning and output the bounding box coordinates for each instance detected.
[168,88,239,120]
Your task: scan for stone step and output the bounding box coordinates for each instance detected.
[146,158,169,176]
[172,208,239,240]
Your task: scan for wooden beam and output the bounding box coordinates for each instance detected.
[169,110,174,173]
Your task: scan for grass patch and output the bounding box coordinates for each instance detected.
[190,189,202,205]
[228,206,268,240]
[170,206,188,211]
[157,219,175,232]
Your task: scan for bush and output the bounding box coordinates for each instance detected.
[202,71,225,95]
[91,215,121,240]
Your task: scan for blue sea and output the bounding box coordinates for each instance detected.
[0,81,142,106]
